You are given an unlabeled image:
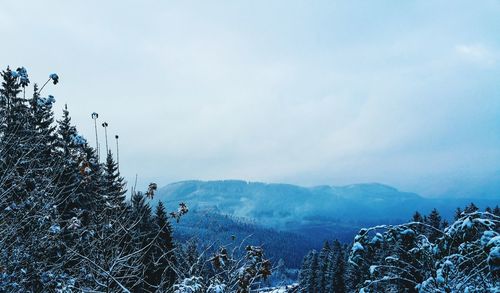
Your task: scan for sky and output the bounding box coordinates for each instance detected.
[1,1,499,197]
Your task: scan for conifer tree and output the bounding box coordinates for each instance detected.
[29,84,57,165]
[327,240,345,293]
[54,105,84,224]
[426,208,442,242]
[150,201,176,290]
[441,219,449,229]
[299,251,312,291]
[332,248,346,293]
[493,205,500,216]
[0,67,32,203]
[318,241,330,293]
[412,211,423,222]
[349,211,499,292]
[79,143,106,225]
[184,239,202,277]
[103,150,127,211]
[412,211,425,234]
[0,67,194,292]
[129,191,155,292]
[454,207,463,220]
[274,258,287,285]
[307,250,319,293]
[464,202,479,214]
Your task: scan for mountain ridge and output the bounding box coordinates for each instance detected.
[153,180,498,243]
[154,180,494,222]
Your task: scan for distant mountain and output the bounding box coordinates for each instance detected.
[154,180,498,244]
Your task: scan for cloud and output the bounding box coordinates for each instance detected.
[455,44,498,66]
[1,1,499,197]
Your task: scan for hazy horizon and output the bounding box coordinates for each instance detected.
[2,1,499,198]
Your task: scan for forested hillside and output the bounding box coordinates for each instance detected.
[155,180,499,244]
[171,210,321,268]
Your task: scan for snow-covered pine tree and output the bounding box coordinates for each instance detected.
[327,240,346,293]
[349,210,499,292]
[318,241,330,292]
[298,250,313,291]
[273,258,288,285]
[0,66,286,292]
[54,104,85,225]
[0,67,77,291]
[102,150,127,223]
[298,239,348,293]
[149,201,176,290]
[129,190,156,291]
[307,250,319,293]
[411,211,425,235]
[29,84,57,166]
[425,208,442,242]
[454,207,463,220]
[175,238,205,286]
[78,142,106,226]
[0,67,32,204]
[332,247,346,293]
[464,202,479,214]
[494,205,500,216]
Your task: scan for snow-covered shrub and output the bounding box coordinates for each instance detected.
[207,279,227,293]
[349,211,500,292]
[174,276,204,293]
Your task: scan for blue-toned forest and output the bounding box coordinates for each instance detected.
[0,67,498,292]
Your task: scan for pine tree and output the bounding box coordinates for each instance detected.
[79,143,106,226]
[0,67,185,292]
[29,84,57,165]
[493,205,500,216]
[130,191,155,292]
[318,241,330,292]
[326,241,338,292]
[412,211,423,222]
[412,211,425,234]
[307,250,319,293]
[275,258,287,284]
[0,68,60,290]
[299,251,312,291]
[150,201,176,290]
[332,248,346,293]
[103,151,127,211]
[454,207,463,220]
[185,239,201,276]
[464,202,479,214]
[0,67,33,203]
[426,208,442,242]
[0,68,23,134]
[327,240,347,293]
[54,105,84,224]
[349,211,498,292]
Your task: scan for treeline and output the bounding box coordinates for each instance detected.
[0,67,271,292]
[298,240,347,293]
[173,210,321,268]
[297,203,500,292]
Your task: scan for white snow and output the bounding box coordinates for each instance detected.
[352,242,364,252]
[481,231,499,247]
[461,217,473,229]
[49,224,61,234]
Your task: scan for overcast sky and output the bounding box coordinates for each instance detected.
[1,1,499,197]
